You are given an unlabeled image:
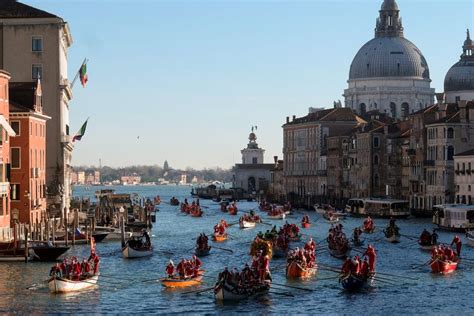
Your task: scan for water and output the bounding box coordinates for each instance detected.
[1,185,473,314]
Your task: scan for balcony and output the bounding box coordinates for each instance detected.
[0,182,8,195]
[424,160,435,166]
[407,148,416,156]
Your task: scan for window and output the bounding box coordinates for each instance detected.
[252,157,258,164]
[11,121,20,136]
[373,154,379,165]
[10,184,20,200]
[11,148,20,169]
[373,136,380,148]
[447,128,454,139]
[401,103,409,118]
[32,37,43,52]
[390,102,397,118]
[66,124,70,136]
[32,64,42,79]
[447,146,454,161]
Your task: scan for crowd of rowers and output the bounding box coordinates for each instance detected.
[287,238,317,269]
[180,198,203,216]
[49,250,100,280]
[195,233,210,251]
[216,250,271,292]
[165,256,202,279]
[327,223,350,252]
[239,210,261,224]
[214,219,229,236]
[341,245,377,279]
[430,235,463,261]
[259,200,292,213]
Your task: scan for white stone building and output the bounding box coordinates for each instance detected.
[344,0,435,118]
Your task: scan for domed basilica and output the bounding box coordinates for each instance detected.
[344,0,435,118]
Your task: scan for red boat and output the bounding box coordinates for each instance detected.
[430,258,458,274]
[190,208,203,217]
[286,260,317,278]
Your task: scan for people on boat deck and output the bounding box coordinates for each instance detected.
[363,244,377,272]
[51,252,99,279]
[239,212,261,224]
[353,227,362,242]
[171,256,203,279]
[214,221,227,236]
[341,254,374,279]
[301,215,310,225]
[431,245,458,262]
[327,224,349,253]
[363,216,375,231]
[420,229,432,245]
[166,260,175,277]
[431,229,439,245]
[385,217,399,237]
[88,249,100,275]
[142,230,151,247]
[451,235,462,257]
[196,233,209,250]
[50,263,62,277]
[288,244,316,269]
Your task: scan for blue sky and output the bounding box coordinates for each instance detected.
[25,0,473,169]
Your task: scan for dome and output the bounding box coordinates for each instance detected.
[444,60,474,92]
[381,0,398,11]
[349,37,430,80]
[444,30,474,92]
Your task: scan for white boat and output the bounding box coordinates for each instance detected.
[48,275,99,293]
[433,204,474,232]
[466,231,474,247]
[122,245,153,258]
[384,234,400,243]
[214,283,270,301]
[267,213,286,220]
[239,220,256,229]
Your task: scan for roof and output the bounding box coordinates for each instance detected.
[285,108,363,126]
[0,0,57,19]
[454,149,474,157]
[9,82,36,110]
[444,31,474,92]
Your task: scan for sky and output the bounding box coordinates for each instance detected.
[24,0,474,169]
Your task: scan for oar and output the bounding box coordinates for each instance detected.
[212,246,233,253]
[270,290,294,297]
[373,277,396,285]
[411,259,432,270]
[400,234,419,240]
[378,271,420,280]
[317,275,342,281]
[182,286,214,295]
[271,282,314,292]
[261,222,273,227]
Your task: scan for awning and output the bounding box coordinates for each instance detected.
[0,115,16,136]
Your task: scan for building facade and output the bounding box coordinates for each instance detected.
[344,0,435,118]
[454,149,474,205]
[9,80,50,225]
[0,1,74,215]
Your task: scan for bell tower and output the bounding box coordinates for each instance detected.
[241,126,265,164]
[375,0,404,38]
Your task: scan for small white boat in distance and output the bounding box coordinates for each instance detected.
[267,213,286,220]
[48,275,99,293]
[466,231,474,247]
[122,244,153,258]
[239,220,256,229]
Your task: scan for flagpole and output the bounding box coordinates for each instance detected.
[71,58,87,89]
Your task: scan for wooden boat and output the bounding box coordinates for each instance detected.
[340,273,373,291]
[418,241,437,251]
[302,222,311,229]
[286,260,317,278]
[430,258,458,274]
[267,213,286,220]
[383,229,400,243]
[363,227,376,234]
[161,274,203,288]
[195,246,211,257]
[94,226,133,241]
[352,238,365,247]
[29,241,70,261]
[228,206,238,215]
[122,237,153,258]
[170,198,180,206]
[214,281,270,301]
[328,246,351,259]
[213,233,227,242]
[190,210,203,217]
[239,220,256,229]
[48,274,99,293]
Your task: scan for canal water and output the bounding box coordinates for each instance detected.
[1,185,473,314]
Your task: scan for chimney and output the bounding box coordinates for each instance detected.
[286,116,289,124]
[292,115,296,121]
[273,156,278,164]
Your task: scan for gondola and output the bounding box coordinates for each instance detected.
[328,245,351,259]
[351,238,365,247]
[29,241,70,261]
[418,240,437,251]
[239,220,256,229]
[122,236,153,258]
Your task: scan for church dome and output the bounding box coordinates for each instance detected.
[444,30,474,92]
[349,37,430,80]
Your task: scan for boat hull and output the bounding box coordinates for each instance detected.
[418,241,437,251]
[329,247,350,259]
[161,275,203,288]
[340,274,372,291]
[267,214,286,220]
[122,245,153,258]
[466,235,474,247]
[213,234,227,242]
[286,261,317,278]
[195,247,211,257]
[240,221,256,229]
[430,259,458,274]
[302,222,311,229]
[214,283,270,301]
[48,275,98,293]
[30,244,70,261]
[384,234,400,243]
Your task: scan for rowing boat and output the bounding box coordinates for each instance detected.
[286,260,317,278]
[240,220,256,229]
[122,245,153,258]
[213,233,227,242]
[161,274,203,288]
[466,231,474,247]
[418,241,437,251]
[302,222,311,229]
[195,246,211,257]
[328,246,351,259]
[267,213,286,220]
[48,274,99,293]
[214,280,270,301]
[339,273,374,291]
[430,258,458,274]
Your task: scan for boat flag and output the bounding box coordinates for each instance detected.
[79,60,88,87]
[72,119,89,142]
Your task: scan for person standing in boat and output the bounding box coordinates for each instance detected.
[431,229,439,245]
[451,235,462,257]
[363,245,377,273]
[166,260,175,278]
[142,230,151,247]
[50,263,62,278]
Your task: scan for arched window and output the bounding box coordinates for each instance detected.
[359,103,367,114]
[447,128,454,139]
[401,103,409,118]
[374,174,380,187]
[447,146,454,161]
[373,154,379,165]
[390,102,396,118]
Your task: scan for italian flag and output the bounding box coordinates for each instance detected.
[80,62,88,87]
[72,119,88,142]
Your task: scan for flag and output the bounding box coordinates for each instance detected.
[80,62,88,87]
[72,119,88,142]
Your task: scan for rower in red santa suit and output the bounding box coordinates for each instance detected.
[451,235,462,257]
[363,244,377,272]
[341,258,353,275]
[304,237,316,252]
[88,249,100,275]
[259,253,270,282]
[166,260,175,277]
[360,257,369,277]
[351,256,361,275]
